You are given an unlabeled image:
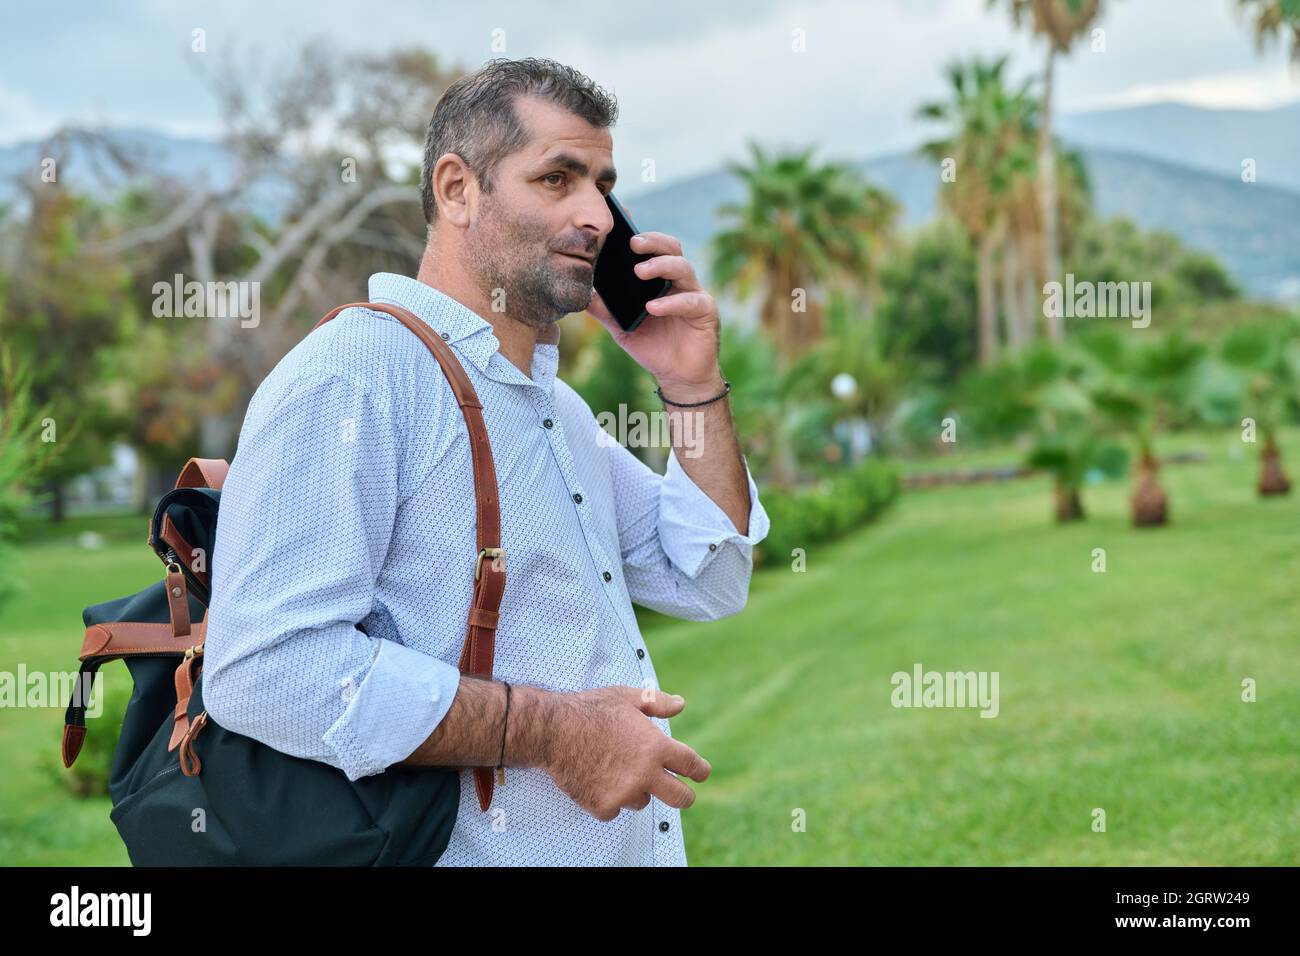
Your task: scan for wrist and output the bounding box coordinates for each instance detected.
[505,683,561,771]
[655,369,727,405]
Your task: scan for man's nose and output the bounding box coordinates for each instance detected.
[575,187,614,239]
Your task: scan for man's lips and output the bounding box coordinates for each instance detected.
[555,250,595,265]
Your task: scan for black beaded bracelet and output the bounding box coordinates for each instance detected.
[656,380,731,408]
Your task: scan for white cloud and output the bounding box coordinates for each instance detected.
[1,0,1296,185]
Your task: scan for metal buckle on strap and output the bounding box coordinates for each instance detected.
[475,547,505,581]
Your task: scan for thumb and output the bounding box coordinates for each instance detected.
[636,687,686,719]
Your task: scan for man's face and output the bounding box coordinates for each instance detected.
[461,95,617,329]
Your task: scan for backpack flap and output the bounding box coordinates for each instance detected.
[147,487,220,606]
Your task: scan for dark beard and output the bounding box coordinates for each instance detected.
[465,198,594,329]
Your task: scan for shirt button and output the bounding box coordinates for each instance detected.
[709,543,718,551]
[543,418,554,429]
[602,571,612,582]
[659,821,670,832]
[572,492,583,503]
[636,648,645,659]
[440,331,449,340]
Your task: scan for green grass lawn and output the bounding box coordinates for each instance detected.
[1,431,1296,865]
[658,429,1300,865]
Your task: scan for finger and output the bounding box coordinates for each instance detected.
[662,739,711,783]
[645,290,714,318]
[633,687,686,718]
[622,790,652,813]
[649,769,697,810]
[630,231,682,257]
[634,254,699,289]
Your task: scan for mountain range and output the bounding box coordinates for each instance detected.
[2,102,1297,302]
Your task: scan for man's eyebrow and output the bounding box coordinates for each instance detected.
[541,152,617,187]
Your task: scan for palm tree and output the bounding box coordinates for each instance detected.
[712,143,897,367]
[1218,318,1300,496]
[1000,142,1090,354]
[1237,0,1300,63]
[991,0,1103,343]
[1076,329,1208,526]
[961,343,1125,522]
[918,56,1039,366]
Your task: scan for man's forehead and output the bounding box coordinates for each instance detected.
[513,95,614,157]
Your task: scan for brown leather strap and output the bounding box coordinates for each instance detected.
[161,513,209,590]
[168,652,203,751]
[80,620,206,661]
[175,457,228,490]
[313,301,507,812]
[164,566,191,637]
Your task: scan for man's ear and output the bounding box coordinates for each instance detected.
[432,152,475,228]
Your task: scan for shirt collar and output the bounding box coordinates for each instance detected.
[366,272,561,389]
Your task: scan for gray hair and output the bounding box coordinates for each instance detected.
[420,57,619,225]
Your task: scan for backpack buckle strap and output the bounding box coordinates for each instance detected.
[475,547,505,581]
[165,565,191,637]
[178,711,209,776]
[167,650,203,752]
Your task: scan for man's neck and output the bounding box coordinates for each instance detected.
[416,246,557,379]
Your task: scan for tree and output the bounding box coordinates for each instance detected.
[0,158,133,520]
[1075,328,1208,526]
[0,343,60,610]
[1237,0,1300,63]
[878,218,978,385]
[992,0,1104,342]
[1217,317,1300,496]
[919,56,1039,366]
[1068,217,1239,310]
[77,43,464,460]
[959,343,1126,522]
[1002,143,1092,353]
[712,143,897,367]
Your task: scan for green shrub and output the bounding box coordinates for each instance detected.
[755,458,899,567]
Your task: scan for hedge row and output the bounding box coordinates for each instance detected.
[754,458,899,567]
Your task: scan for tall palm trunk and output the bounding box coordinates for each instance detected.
[1001,238,1029,352]
[976,231,999,366]
[1131,451,1169,527]
[1039,45,1064,344]
[1019,242,1040,344]
[763,257,790,368]
[1259,435,1291,496]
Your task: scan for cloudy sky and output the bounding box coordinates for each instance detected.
[3,0,1297,195]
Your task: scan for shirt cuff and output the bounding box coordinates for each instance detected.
[659,447,772,578]
[321,637,463,781]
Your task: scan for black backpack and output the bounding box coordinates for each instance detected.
[61,302,509,865]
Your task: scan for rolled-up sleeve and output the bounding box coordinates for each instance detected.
[606,435,771,622]
[202,366,462,781]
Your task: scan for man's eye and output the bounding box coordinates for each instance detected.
[544,173,566,187]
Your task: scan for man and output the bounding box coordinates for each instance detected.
[203,57,770,866]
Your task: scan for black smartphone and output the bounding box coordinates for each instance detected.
[593,193,670,333]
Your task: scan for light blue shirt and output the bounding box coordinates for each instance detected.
[203,272,771,865]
